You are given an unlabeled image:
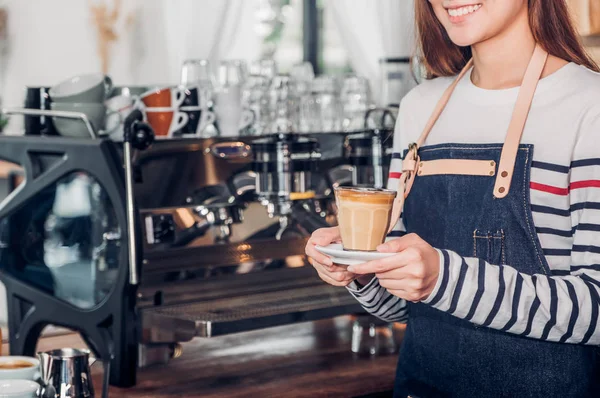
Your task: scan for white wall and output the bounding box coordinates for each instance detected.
[0,0,261,325]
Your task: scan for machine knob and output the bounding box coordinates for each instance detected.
[155,216,174,239]
[146,214,176,244]
[131,122,154,150]
[123,109,155,150]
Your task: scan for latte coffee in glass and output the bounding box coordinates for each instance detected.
[334,187,397,251]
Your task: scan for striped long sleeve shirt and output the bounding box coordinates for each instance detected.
[347,62,600,344]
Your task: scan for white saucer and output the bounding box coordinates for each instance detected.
[315,243,395,266]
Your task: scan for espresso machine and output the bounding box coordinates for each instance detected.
[0,106,395,388]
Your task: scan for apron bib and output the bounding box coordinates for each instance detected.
[391,45,599,397]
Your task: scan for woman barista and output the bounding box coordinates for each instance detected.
[306,0,600,396]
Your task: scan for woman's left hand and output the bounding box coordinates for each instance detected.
[347,233,441,302]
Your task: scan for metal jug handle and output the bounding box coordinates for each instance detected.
[88,357,110,398]
[37,384,57,398]
[101,359,110,398]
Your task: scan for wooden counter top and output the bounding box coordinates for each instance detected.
[7,316,403,397]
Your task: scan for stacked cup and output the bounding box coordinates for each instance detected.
[139,87,189,139]
[104,93,136,142]
[104,86,149,141]
[0,356,42,398]
[176,59,217,138]
[213,60,255,137]
[175,84,216,138]
[49,74,113,138]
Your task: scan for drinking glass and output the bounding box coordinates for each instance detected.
[217,60,247,88]
[242,75,270,106]
[351,315,398,356]
[299,91,341,133]
[243,74,271,135]
[291,62,315,98]
[298,76,342,133]
[341,75,374,132]
[250,59,278,81]
[267,74,299,133]
[181,59,215,108]
[181,59,214,87]
[299,95,316,133]
[313,75,337,94]
[229,59,249,82]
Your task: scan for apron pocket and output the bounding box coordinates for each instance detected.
[473,229,506,265]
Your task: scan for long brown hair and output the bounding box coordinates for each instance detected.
[415,0,600,78]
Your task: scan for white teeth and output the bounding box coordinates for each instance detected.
[447,4,481,18]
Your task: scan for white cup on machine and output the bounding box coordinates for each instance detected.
[104,95,137,141]
[213,87,255,137]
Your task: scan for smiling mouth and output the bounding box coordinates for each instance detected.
[446,3,482,19]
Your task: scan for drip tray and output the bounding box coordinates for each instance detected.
[141,272,361,342]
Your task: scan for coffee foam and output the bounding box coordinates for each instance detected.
[0,360,35,369]
[335,188,396,205]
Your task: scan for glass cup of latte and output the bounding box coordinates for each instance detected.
[334,187,397,251]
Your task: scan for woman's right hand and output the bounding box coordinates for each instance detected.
[305,227,356,287]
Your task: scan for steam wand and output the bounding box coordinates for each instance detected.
[122,109,154,285]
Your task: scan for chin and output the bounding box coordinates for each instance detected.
[446,30,483,47]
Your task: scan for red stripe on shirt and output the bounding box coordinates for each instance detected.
[389,172,402,179]
[530,182,569,196]
[530,180,600,194]
[570,180,600,190]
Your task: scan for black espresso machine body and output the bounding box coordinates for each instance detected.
[0,136,137,386]
[0,129,383,388]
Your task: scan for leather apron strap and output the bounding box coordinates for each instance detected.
[493,45,548,197]
[388,44,549,233]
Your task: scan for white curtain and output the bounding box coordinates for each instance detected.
[162,0,261,84]
[0,0,263,135]
[329,0,415,105]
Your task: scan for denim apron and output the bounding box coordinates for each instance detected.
[391,45,599,397]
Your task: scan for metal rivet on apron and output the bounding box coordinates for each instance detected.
[490,161,496,166]
[418,170,423,176]
[501,171,508,177]
[498,187,506,194]
[489,171,494,176]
